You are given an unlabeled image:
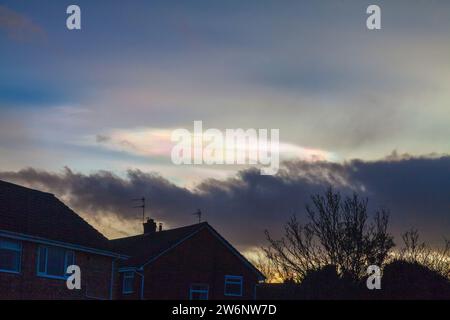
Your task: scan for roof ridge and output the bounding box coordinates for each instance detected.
[0,179,54,197]
[109,221,208,242]
[52,197,109,242]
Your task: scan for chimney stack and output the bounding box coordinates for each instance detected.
[143,218,157,234]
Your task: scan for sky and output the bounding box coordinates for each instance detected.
[0,0,449,253]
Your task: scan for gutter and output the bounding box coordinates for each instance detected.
[0,229,128,259]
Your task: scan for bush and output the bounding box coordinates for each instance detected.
[298,265,361,299]
[381,260,450,299]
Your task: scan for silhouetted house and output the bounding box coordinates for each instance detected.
[111,219,265,300]
[0,180,126,299]
[0,180,264,300]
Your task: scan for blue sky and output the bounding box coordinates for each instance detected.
[1,1,450,247]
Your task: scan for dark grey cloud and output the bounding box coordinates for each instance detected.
[1,155,449,249]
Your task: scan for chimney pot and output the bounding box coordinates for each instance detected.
[143,218,157,234]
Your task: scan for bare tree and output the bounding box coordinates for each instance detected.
[249,251,279,283]
[263,215,328,282]
[264,188,395,282]
[399,228,450,279]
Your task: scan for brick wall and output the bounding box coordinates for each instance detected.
[119,228,259,300]
[0,240,114,300]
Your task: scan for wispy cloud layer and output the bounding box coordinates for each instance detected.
[89,127,336,163]
[1,0,450,170]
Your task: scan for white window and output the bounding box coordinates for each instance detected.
[122,271,134,294]
[224,275,243,297]
[0,238,21,273]
[37,245,75,279]
[189,284,209,300]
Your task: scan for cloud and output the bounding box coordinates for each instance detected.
[88,127,336,165]
[1,155,449,250]
[0,5,45,41]
[92,128,174,158]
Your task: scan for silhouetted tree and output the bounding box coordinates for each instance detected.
[250,251,279,283]
[263,188,395,282]
[399,228,449,279]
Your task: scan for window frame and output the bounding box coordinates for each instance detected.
[36,245,75,280]
[224,275,243,297]
[189,283,209,300]
[122,271,135,294]
[0,238,22,274]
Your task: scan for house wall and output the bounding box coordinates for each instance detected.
[120,228,259,300]
[0,240,115,300]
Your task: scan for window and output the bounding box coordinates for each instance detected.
[189,284,209,300]
[122,272,134,294]
[37,246,75,279]
[224,275,243,297]
[0,238,21,273]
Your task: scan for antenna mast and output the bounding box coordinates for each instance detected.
[132,197,146,223]
[193,209,202,224]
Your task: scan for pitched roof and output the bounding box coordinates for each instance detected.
[110,222,207,267]
[0,179,112,252]
[110,222,265,280]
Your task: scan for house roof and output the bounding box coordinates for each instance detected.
[0,179,113,253]
[110,222,265,280]
[110,222,207,267]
